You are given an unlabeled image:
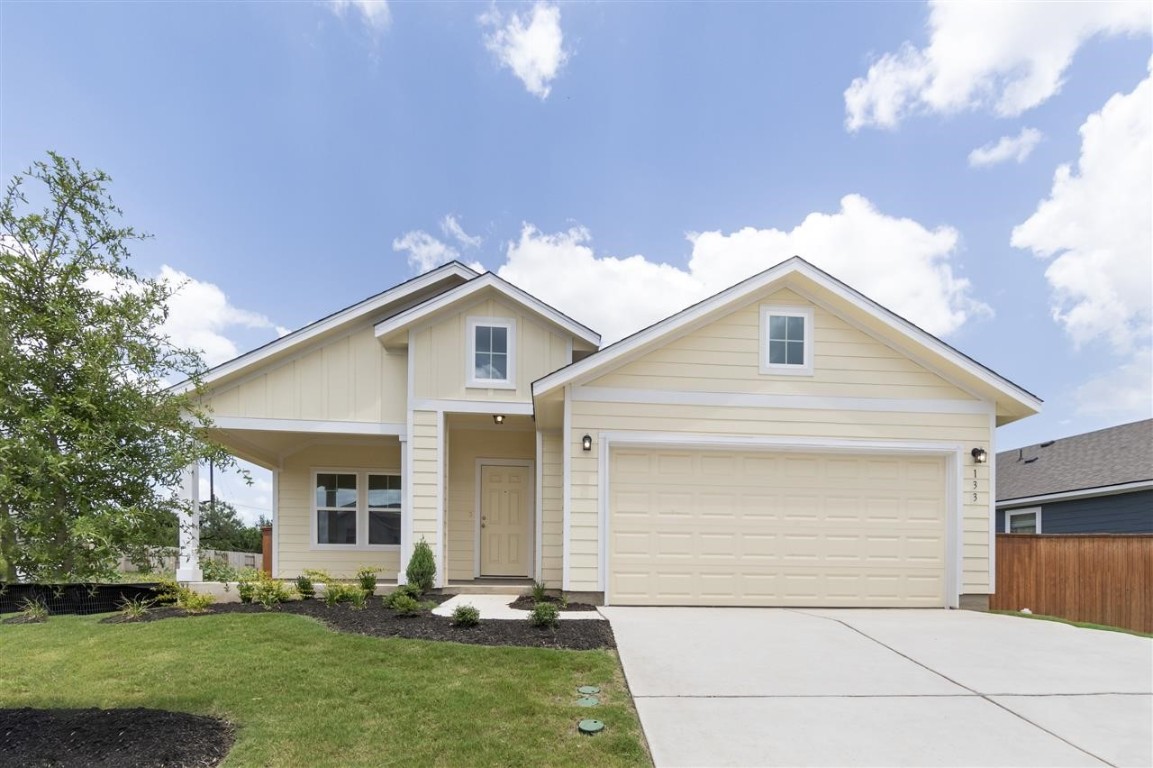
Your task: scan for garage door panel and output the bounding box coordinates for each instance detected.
[610,449,947,607]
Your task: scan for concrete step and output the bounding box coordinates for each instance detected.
[442,582,533,595]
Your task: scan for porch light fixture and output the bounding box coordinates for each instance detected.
[582,434,593,452]
[971,447,988,464]
[493,414,506,425]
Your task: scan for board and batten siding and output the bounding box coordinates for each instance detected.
[565,289,993,596]
[205,325,407,424]
[410,297,571,403]
[276,443,402,579]
[540,431,564,586]
[445,427,536,581]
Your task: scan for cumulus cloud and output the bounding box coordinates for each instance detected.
[968,127,1043,167]
[441,214,482,248]
[482,2,568,99]
[326,0,391,32]
[496,195,987,344]
[394,215,482,273]
[1011,65,1152,353]
[845,1,1151,130]
[1075,348,1153,421]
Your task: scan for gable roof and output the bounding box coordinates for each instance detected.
[997,419,1153,502]
[173,261,478,393]
[532,256,1042,423]
[373,271,601,347]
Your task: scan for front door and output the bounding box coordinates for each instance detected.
[479,463,531,577]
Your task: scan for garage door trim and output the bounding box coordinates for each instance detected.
[596,432,964,608]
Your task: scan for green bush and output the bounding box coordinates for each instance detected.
[347,589,368,610]
[355,566,378,596]
[253,576,292,610]
[323,582,359,607]
[406,539,436,593]
[295,575,315,600]
[529,602,559,628]
[116,595,152,620]
[177,588,215,614]
[383,583,423,608]
[199,557,238,584]
[18,597,49,622]
[530,580,549,603]
[451,604,480,627]
[390,593,421,616]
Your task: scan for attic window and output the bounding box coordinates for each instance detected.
[467,317,516,389]
[760,305,814,376]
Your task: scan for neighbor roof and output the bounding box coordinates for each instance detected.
[997,419,1153,502]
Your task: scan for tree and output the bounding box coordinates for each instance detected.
[0,153,236,582]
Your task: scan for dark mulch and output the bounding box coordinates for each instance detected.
[2,615,47,625]
[0,708,233,768]
[100,599,616,650]
[507,595,598,612]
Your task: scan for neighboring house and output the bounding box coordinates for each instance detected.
[996,420,1153,534]
[174,257,1041,609]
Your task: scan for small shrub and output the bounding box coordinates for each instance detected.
[18,597,49,622]
[253,576,292,610]
[302,568,333,584]
[558,594,569,610]
[177,588,215,614]
[356,566,378,596]
[347,589,368,610]
[406,539,436,593]
[529,602,559,628]
[153,578,181,606]
[390,593,421,616]
[530,580,549,603]
[116,595,153,620]
[295,575,315,600]
[452,604,480,627]
[383,583,423,607]
[324,582,359,607]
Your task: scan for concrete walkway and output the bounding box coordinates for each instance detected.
[432,593,605,620]
[602,607,1152,767]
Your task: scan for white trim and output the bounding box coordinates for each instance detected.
[997,480,1153,508]
[473,458,535,578]
[532,258,1040,415]
[596,431,963,610]
[173,262,476,393]
[466,316,517,390]
[410,399,534,416]
[535,431,544,582]
[760,304,814,376]
[176,464,202,582]
[570,386,994,415]
[374,272,600,347]
[309,467,403,551]
[271,468,280,578]
[1006,507,1042,534]
[561,386,573,591]
[436,410,446,588]
[988,412,996,591]
[400,328,416,584]
[212,416,407,436]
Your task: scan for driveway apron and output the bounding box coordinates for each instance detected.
[601,607,1152,768]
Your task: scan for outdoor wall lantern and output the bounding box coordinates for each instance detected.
[493,414,506,425]
[582,434,593,452]
[971,447,988,464]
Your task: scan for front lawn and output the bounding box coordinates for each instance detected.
[0,612,650,767]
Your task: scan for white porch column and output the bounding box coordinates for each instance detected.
[176,464,203,582]
[398,435,410,584]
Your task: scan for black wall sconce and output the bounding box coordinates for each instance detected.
[582,434,593,451]
[971,447,988,464]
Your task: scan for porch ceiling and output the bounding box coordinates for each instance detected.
[204,428,401,470]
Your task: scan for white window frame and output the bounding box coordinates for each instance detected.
[759,305,814,376]
[466,316,516,389]
[1005,506,1042,534]
[311,468,402,551]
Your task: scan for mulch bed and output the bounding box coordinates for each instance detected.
[0,707,233,768]
[507,595,598,611]
[100,599,616,650]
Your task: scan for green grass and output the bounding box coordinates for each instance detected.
[0,613,650,767]
[991,610,1152,638]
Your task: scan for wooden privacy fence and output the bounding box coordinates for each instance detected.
[991,534,1153,634]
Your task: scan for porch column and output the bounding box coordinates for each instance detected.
[175,464,202,582]
[398,435,410,584]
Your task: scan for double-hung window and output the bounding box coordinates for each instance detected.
[314,471,402,548]
[760,305,814,375]
[467,317,515,388]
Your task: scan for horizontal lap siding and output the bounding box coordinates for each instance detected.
[205,326,407,424]
[541,432,564,586]
[276,443,402,579]
[411,411,440,558]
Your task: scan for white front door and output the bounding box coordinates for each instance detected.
[480,464,531,577]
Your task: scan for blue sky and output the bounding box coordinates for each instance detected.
[3,1,1150,522]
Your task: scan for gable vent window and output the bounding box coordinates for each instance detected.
[760,305,814,376]
[467,317,516,389]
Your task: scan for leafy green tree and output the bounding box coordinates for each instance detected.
[146,500,264,553]
[0,153,235,582]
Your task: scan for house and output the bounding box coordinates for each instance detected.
[174,256,1041,609]
[996,419,1152,534]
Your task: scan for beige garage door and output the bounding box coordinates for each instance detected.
[609,449,947,607]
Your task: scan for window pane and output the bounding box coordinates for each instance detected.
[315,473,335,507]
[1009,513,1037,533]
[490,326,507,354]
[369,509,401,545]
[318,509,357,544]
[475,351,508,381]
[786,340,805,365]
[368,474,402,508]
[489,351,507,379]
[475,325,491,354]
[786,315,804,340]
[335,473,357,508]
[768,339,786,364]
[769,315,787,340]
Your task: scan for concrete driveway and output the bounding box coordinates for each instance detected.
[601,608,1152,767]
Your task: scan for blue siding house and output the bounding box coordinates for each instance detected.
[996,419,1153,534]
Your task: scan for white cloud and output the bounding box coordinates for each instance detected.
[482,2,568,99]
[1075,348,1153,421]
[441,215,482,248]
[1011,65,1152,353]
[845,1,1151,130]
[392,230,458,273]
[326,0,391,32]
[496,194,987,344]
[968,127,1043,167]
